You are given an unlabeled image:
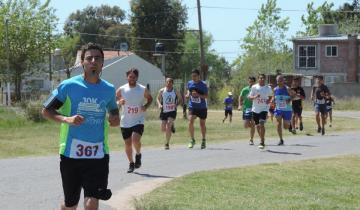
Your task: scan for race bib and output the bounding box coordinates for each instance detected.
[256,98,267,105]
[315,99,325,104]
[126,105,141,115]
[278,101,287,109]
[191,96,201,103]
[70,139,104,159]
[164,104,176,112]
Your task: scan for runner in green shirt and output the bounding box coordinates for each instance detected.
[238,76,256,145]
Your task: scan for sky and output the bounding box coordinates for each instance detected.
[48,0,350,63]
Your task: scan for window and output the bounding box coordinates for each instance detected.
[326,45,338,57]
[325,75,345,85]
[298,45,316,68]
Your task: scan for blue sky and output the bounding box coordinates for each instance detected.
[49,0,350,63]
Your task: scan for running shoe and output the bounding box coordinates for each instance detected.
[171,124,176,133]
[317,127,321,133]
[321,128,325,135]
[299,122,303,131]
[127,162,135,173]
[249,140,254,145]
[288,124,292,132]
[164,143,170,150]
[201,139,206,149]
[258,142,265,149]
[188,139,195,148]
[278,139,284,145]
[134,153,142,169]
[329,124,332,128]
[291,129,296,134]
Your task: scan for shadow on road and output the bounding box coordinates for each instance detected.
[266,150,302,155]
[288,144,318,147]
[205,147,233,151]
[133,172,174,179]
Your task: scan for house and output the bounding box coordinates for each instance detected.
[56,51,165,95]
[292,24,360,97]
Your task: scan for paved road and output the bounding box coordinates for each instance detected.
[1,131,360,210]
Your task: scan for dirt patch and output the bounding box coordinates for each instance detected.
[105,178,173,210]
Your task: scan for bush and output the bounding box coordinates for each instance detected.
[24,101,45,122]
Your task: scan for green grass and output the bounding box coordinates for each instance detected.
[1,105,360,159]
[134,155,360,210]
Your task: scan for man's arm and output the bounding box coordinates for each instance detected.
[142,88,153,111]
[42,106,84,126]
[175,90,183,106]
[156,88,164,109]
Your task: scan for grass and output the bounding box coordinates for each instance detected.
[134,155,360,210]
[1,105,360,159]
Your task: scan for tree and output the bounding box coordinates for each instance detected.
[179,31,231,104]
[231,0,292,89]
[130,0,187,78]
[299,0,360,36]
[0,0,57,101]
[55,34,81,78]
[63,5,129,48]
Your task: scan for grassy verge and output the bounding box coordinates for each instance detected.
[134,155,360,210]
[1,106,360,159]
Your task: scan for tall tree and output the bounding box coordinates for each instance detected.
[0,0,57,101]
[231,0,292,89]
[63,5,129,48]
[299,0,360,36]
[179,31,230,104]
[130,0,187,78]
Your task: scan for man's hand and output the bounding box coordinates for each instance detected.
[64,115,84,126]
[238,105,242,111]
[117,99,126,105]
[108,114,120,127]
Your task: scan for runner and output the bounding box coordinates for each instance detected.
[248,73,273,149]
[268,84,276,123]
[311,75,331,135]
[42,43,120,210]
[222,92,234,123]
[273,75,294,145]
[290,77,306,134]
[156,78,182,150]
[116,68,153,173]
[325,92,335,127]
[186,69,208,149]
[238,76,256,145]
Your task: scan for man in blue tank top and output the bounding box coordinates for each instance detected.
[186,69,208,149]
[273,75,293,145]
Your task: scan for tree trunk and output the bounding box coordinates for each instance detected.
[14,73,22,102]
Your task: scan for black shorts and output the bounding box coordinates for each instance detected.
[224,110,233,117]
[60,155,109,207]
[160,111,177,121]
[121,124,144,139]
[292,104,303,116]
[252,111,268,125]
[189,108,208,119]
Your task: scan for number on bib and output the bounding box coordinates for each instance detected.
[70,139,104,159]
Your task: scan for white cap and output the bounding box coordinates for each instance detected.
[228,92,233,96]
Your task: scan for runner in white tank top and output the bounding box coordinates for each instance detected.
[156,78,182,150]
[119,83,146,128]
[116,68,153,173]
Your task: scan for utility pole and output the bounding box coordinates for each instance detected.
[5,18,11,106]
[196,0,207,80]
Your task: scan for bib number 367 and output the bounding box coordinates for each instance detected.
[70,139,104,159]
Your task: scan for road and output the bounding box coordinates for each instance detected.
[1,130,360,210]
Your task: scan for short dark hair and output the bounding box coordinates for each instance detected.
[191,69,200,75]
[126,68,139,77]
[248,76,256,82]
[81,42,104,61]
[293,77,300,81]
[317,75,324,80]
[258,73,266,78]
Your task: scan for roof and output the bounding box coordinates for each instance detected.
[292,35,359,42]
